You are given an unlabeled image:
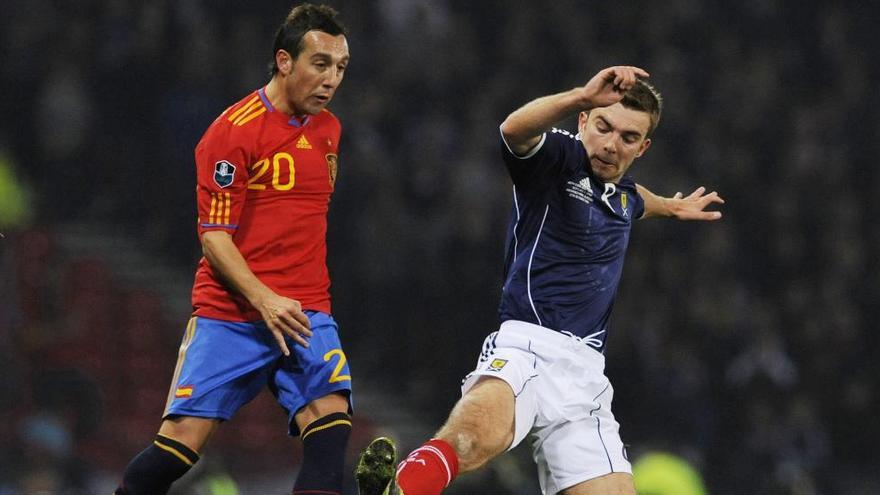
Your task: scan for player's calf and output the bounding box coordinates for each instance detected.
[115,434,200,494]
[395,438,460,495]
[293,412,352,495]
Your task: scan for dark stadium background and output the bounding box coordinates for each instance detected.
[1,1,877,493]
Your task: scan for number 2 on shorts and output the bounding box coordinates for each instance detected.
[323,349,351,383]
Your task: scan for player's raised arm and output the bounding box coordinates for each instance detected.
[636,184,724,221]
[500,66,649,156]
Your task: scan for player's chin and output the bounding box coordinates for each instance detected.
[302,103,326,115]
[590,164,617,182]
[305,96,332,114]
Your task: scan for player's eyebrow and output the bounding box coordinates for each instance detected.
[311,52,350,65]
[599,115,643,139]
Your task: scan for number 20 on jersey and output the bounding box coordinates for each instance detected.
[248,152,295,191]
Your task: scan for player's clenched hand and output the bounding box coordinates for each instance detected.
[667,186,725,221]
[258,295,313,356]
[581,66,650,110]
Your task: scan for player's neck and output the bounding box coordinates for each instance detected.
[264,77,306,118]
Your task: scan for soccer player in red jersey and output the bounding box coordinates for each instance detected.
[115,5,353,494]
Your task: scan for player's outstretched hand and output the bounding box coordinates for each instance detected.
[258,295,313,355]
[667,186,724,221]
[581,66,650,109]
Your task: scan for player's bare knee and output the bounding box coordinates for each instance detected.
[158,416,219,453]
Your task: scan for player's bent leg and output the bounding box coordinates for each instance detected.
[115,416,220,495]
[158,415,221,453]
[292,392,352,495]
[435,376,515,472]
[392,376,516,495]
[293,390,350,429]
[560,472,636,495]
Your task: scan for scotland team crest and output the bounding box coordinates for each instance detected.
[326,153,338,187]
[488,359,508,372]
[213,160,236,188]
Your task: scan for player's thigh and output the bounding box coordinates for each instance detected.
[273,312,353,435]
[436,377,515,464]
[560,472,635,495]
[164,317,278,424]
[158,416,221,453]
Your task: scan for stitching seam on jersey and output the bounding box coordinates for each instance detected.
[527,205,550,326]
[512,186,521,263]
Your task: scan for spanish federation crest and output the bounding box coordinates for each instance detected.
[326,153,338,187]
[213,160,236,188]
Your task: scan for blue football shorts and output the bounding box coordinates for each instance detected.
[163,311,352,436]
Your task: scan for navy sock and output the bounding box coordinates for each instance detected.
[292,412,352,495]
[115,434,200,495]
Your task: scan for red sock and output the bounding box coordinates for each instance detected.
[396,438,459,495]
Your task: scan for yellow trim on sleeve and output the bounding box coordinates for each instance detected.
[227,96,260,123]
[208,193,217,224]
[235,107,267,126]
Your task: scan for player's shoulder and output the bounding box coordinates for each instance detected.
[548,127,579,141]
[313,108,341,129]
[200,90,267,146]
[306,109,342,141]
[217,90,270,130]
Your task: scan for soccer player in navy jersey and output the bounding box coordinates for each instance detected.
[356,66,724,495]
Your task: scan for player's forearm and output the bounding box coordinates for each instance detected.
[636,184,673,219]
[200,230,274,305]
[501,88,591,155]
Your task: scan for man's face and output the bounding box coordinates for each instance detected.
[578,103,652,183]
[281,30,349,115]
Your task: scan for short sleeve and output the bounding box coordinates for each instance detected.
[623,177,646,219]
[499,127,579,193]
[194,123,250,235]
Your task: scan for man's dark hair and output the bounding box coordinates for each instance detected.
[621,79,663,137]
[268,3,347,76]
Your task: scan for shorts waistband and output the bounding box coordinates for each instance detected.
[499,320,605,370]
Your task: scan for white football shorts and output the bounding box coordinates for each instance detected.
[461,319,631,495]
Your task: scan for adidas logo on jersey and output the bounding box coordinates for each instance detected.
[296,135,312,149]
[566,176,594,205]
[578,177,592,194]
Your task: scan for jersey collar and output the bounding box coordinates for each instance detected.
[259,87,311,128]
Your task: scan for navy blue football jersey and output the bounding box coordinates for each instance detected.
[498,128,645,353]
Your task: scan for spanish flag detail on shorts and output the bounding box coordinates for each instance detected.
[175,385,194,398]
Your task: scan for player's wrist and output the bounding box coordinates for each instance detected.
[661,196,678,218]
[571,87,596,112]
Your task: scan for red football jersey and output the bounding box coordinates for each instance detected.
[191,88,340,321]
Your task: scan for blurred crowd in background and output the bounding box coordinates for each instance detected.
[1,0,877,493]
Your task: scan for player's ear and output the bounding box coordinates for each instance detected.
[578,111,590,135]
[276,49,293,75]
[635,138,651,158]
